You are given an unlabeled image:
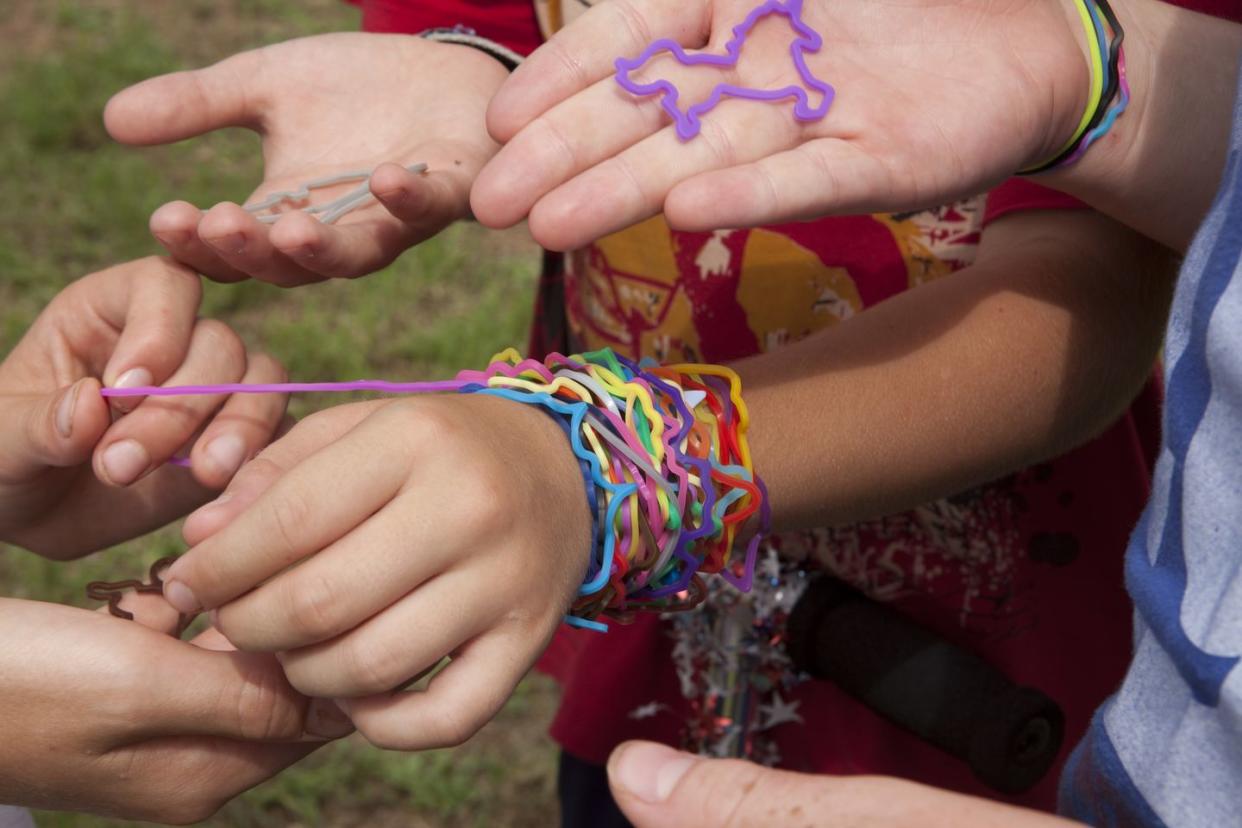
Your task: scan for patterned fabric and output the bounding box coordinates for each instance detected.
[1059,62,1242,828]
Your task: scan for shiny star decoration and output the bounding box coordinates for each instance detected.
[758,692,803,730]
[629,702,671,721]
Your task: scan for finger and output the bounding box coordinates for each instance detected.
[215,512,452,654]
[181,400,386,546]
[608,742,764,828]
[198,202,327,288]
[472,73,673,229]
[0,378,109,479]
[188,353,289,490]
[162,409,412,614]
[527,99,799,251]
[94,319,248,488]
[486,0,713,141]
[269,568,495,697]
[215,480,488,652]
[665,139,905,231]
[369,161,464,226]
[150,201,252,284]
[339,628,533,751]
[181,625,358,741]
[119,628,311,742]
[266,208,409,279]
[80,257,202,394]
[102,588,184,637]
[607,742,1062,828]
[190,624,237,652]
[103,50,264,145]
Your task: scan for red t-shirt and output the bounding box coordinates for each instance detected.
[351,0,1233,812]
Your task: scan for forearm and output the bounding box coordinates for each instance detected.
[1045,0,1242,251]
[738,210,1174,532]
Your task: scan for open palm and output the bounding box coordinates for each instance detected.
[472,0,1090,251]
[106,33,509,286]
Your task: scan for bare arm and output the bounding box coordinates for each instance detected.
[739,208,1174,531]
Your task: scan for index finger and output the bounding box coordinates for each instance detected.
[75,257,203,392]
[486,0,712,142]
[162,411,409,614]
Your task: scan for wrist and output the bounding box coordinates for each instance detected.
[1023,0,1099,170]
[418,26,523,71]
[1036,0,1151,193]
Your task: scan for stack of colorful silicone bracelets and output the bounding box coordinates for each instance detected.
[98,347,770,633]
[457,348,770,632]
[1022,0,1128,174]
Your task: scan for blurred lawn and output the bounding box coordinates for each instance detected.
[0,2,559,825]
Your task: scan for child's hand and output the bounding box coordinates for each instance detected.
[472,0,1090,250]
[163,394,593,750]
[105,33,508,286]
[0,257,287,559]
[0,596,341,823]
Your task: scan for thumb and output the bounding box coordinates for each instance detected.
[607,741,829,828]
[0,379,110,479]
[103,51,263,146]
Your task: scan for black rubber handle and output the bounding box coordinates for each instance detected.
[786,576,1064,794]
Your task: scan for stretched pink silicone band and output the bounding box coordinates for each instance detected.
[100,380,469,398]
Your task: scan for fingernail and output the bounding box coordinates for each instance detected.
[152,230,187,248]
[101,439,151,486]
[114,367,154,390]
[208,233,246,255]
[205,433,247,478]
[608,741,698,804]
[163,578,200,614]
[376,185,408,206]
[55,380,82,439]
[305,699,355,740]
[111,368,153,413]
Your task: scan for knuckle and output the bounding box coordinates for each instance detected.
[537,115,581,174]
[342,639,406,696]
[234,454,285,487]
[246,351,288,383]
[188,547,237,605]
[149,255,203,298]
[388,400,461,455]
[546,38,589,92]
[192,317,246,364]
[284,573,343,642]
[685,759,768,828]
[230,660,302,741]
[266,492,312,561]
[459,472,512,538]
[610,153,652,208]
[699,119,738,168]
[611,0,654,51]
[429,703,484,748]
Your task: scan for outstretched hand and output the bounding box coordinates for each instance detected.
[472,0,1090,250]
[106,33,508,286]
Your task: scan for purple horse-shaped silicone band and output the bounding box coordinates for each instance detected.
[614,0,835,142]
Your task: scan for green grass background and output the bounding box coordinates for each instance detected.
[0,2,559,825]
